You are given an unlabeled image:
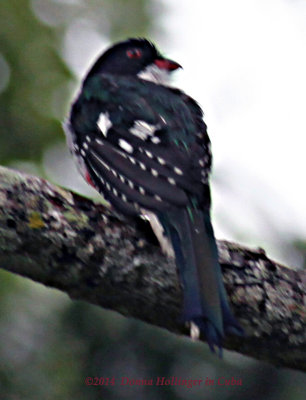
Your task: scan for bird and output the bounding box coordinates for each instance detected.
[64,38,243,354]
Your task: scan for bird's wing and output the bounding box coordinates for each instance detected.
[71,74,211,215]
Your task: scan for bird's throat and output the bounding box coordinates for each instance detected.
[137,64,171,86]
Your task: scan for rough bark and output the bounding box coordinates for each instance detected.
[0,165,305,371]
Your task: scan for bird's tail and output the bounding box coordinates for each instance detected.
[158,208,243,353]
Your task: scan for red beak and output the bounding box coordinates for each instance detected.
[154,58,182,71]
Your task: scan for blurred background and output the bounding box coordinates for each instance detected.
[0,0,305,399]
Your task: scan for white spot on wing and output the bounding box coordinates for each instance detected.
[114,147,128,159]
[174,166,183,175]
[118,138,133,153]
[151,136,161,144]
[97,112,112,137]
[128,156,136,164]
[130,120,157,140]
[145,150,153,158]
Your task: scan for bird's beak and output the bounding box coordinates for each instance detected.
[154,58,182,71]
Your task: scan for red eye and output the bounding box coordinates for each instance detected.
[126,49,142,59]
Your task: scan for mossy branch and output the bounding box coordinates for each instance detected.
[0,166,305,371]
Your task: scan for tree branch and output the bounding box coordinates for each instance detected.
[0,165,305,371]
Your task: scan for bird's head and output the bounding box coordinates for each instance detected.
[84,38,181,85]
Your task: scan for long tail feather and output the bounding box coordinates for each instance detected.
[158,208,242,352]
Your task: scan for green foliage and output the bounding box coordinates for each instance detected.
[0,0,71,163]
